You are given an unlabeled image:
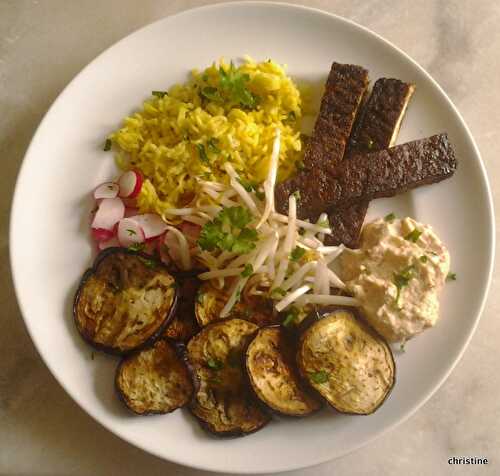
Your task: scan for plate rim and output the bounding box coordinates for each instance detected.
[9,1,495,473]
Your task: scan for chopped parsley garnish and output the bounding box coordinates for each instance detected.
[241,263,254,278]
[292,190,301,201]
[295,159,305,171]
[446,272,457,282]
[152,90,167,98]
[90,351,95,361]
[103,139,112,151]
[201,62,259,109]
[206,358,224,371]
[238,178,256,192]
[271,287,286,297]
[400,340,407,353]
[196,143,209,164]
[139,257,156,268]
[290,246,306,262]
[198,206,258,254]
[405,229,422,243]
[393,265,415,304]
[282,307,299,327]
[285,111,296,123]
[384,212,396,222]
[309,370,329,384]
[126,229,137,236]
[128,243,145,252]
[317,218,330,228]
[255,190,265,201]
[419,255,428,263]
[207,137,220,154]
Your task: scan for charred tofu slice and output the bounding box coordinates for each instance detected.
[283,133,457,217]
[297,309,395,414]
[74,248,178,354]
[187,318,270,436]
[326,79,415,247]
[245,326,321,417]
[275,63,369,214]
[116,339,193,415]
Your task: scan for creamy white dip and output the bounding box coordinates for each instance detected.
[340,217,450,342]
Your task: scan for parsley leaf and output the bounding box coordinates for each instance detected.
[384,212,396,222]
[103,139,112,151]
[128,243,145,252]
[126,229,137,236]
[290,246,306,262]
[152,90,168,98]
[207,138,220,154]
[393,265,415,304]
[271,287,286,297]
[282,307,299,327]
[197,206,258,254]
[241,263,254,278]
[206,358,224,371]
[202,62,259,109]
[292,190,301,200]
[419,255,428,263]
[196,143,209,164]
[446,272,457,282]
[405,229,422,243]
[309,370,329,384]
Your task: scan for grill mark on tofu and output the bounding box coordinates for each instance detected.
[304,133,456,213]
[325,79,415,247]
[275,63,369,213]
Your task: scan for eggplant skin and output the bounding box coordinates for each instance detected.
[297,308,395,415]
[245,326,322,417]
[115,338,194,415]
[73,248,178,355]
[195,282,278,328]
[162,275,200,342]
[186,318,271,437]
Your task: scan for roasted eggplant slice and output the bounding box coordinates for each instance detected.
[74,248,178,354]
[297,309,395,415]
[163,275,200,342]
[187,318,271,436]
[116,338,193,415]
[195,282,278,327]
[245,326,321,416]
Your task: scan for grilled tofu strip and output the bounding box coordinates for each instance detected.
[275,63,369,211]
[280,133,456,217]
[326,79,415,247]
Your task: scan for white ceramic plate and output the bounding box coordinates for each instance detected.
[10,2,494,474]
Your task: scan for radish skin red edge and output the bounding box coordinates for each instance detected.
[118,171,143,199]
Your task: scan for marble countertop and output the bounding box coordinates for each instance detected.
[1,1,499,474]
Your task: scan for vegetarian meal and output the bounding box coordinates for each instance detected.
[74,57,457,437]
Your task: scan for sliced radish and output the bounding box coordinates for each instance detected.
[94,182,119,200]
[91,197,125,231]
[117,218,145,247]
[124,207,140,218]
[129,213,167,239]
[92,227,114,242]
[98,236,120,250]
[118,170,143,198]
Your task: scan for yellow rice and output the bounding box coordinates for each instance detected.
[110,57,305,215]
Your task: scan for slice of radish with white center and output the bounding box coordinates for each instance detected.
[92,228,114,242]
[117,218,145,247]
[91,197,125,231]
[118,170,143,198]
[129,213,167,239]
[98,236,120,250]
[94,182,119,200]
